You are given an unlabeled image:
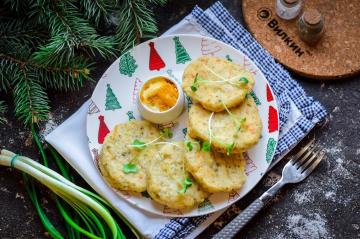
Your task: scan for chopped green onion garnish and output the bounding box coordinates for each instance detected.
[226,142,235,156]
[131,139,146,150]
[202,141,211,152]
[123,163,139,174]
[186,141,193,151]
[239,77,248,84]
[194,73,200,83]
[191,73,201,92]
[178,177,192,193]
[161,128,173,139]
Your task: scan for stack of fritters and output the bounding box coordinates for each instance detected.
[182,56,262,195]
[98,56,262,210]
[99,120,208,209]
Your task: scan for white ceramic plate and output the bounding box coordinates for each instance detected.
[87,34,279,217]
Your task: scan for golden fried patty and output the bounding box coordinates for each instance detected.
[146,142,208,209]
[98,120,160,192]
[188,97,262,153]
[182,56,254,112]
[184,138,246,193]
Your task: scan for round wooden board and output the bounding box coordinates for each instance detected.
[242,0,360,80]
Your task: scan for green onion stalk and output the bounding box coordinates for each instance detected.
[0,124,141,239]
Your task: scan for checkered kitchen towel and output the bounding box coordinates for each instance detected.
[154,2,327,238]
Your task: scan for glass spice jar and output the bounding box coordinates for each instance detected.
[275,0,302,20]
[298,9,325,45]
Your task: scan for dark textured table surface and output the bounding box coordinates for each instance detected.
[0,1,359,238]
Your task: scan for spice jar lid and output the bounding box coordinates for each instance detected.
[282,0,299,6]
[303,9,322,25]
[284,0,299,4]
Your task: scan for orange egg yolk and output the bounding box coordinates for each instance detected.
[140,77,179,112]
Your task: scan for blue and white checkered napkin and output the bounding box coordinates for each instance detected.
[46,2,327,239]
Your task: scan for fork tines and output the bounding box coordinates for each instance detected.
[290,138,325,174]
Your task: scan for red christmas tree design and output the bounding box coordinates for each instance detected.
[268,106,279,133]
[98,115,110,144]
[149,42,165,71]
[266,84,274,102]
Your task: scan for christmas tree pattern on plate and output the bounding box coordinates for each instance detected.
[266,138,276,163]
[119,52,138,77]
[105,84,122,111]
[197,198,214,212]
[173,36,191,64]
[266,84,274,102]
[126,111,135,121]
[132,77,142,105]
[268,106,278,133]
[248,91,261,106]
[200,38,222,55]
[149,42,165,71]
[88,100,100,115]
[228,190,240,202]
[98,115,110,144]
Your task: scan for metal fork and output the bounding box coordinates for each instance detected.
[213,139,325,239]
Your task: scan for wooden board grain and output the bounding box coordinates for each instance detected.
[242,0,360,80]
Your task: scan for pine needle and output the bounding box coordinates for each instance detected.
[0,101,7,124]
[80,0,113,27]
[115,0,160,53]
[13,70,50,125]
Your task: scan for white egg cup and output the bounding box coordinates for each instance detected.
[137,75,185,124]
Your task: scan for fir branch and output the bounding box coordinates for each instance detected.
[0,101,7,124]
[0,54,92,91]
[0,57,21,92]
[1,0,28,12]
[0,19,47,49]
[79,0,113,27]
[13,68,50,125]
[32,56,93,90]
[31,2,116,65]
[146,0,166,6]
[115,0,159,52]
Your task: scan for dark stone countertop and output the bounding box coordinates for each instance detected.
[0,1,359,238]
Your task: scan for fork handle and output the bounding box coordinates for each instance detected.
[212,198,264,239]
[213,180,285,239]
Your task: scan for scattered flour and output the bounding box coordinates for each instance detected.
[272,233,285,239]
[286,213,331,239]
[324,191,336,201]
[15,192,25,200]
[293,190,313,204]
[332,106,340,113]
[39,114,59,140]
[323,140,352,180]
[356,148,360,156]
